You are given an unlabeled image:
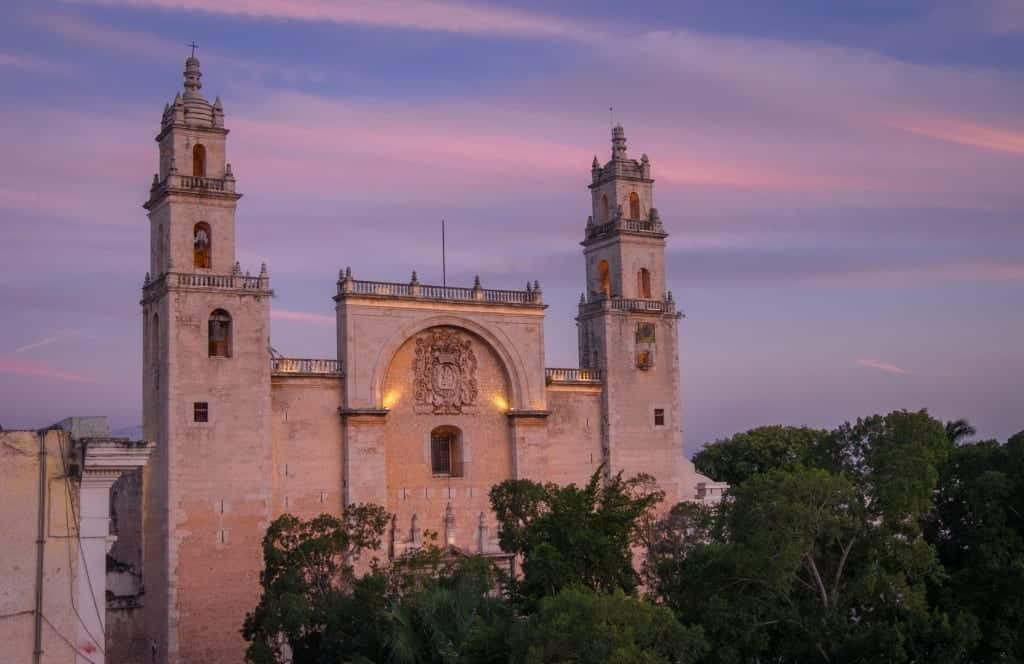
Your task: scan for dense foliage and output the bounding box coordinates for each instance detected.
[244,410,1023,663]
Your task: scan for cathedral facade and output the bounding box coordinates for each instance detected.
[140,56,715,663]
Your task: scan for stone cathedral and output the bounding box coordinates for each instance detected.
[136,55,717,663]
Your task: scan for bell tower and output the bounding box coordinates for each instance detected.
[141,54,272,664]
[577,125,686,503]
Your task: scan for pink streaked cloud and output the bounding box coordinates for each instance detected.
[0,357,99,384]
[857,359,910,375]
[14,330,84,354]
[62,0,604,42]
[28,12,326,84]
[884,113,1024,155]
[271,309,334,324]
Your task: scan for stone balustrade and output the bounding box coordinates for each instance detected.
[143,269,270,297]
[578,296,677,316]
[335,271,543,306]
[271,357,343,376]
[585,209,666,241]
[149,173,236,199]
[545,367,603,384]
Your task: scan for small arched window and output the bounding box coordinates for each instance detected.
[629,192,640,219]
[600,194,609,223]
[192,144,206,177]
[208,309,232,358]
[431,426,463,477]
[193,222,211,269]
[638,268,651,299]
[598,260,611,297]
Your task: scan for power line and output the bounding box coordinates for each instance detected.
[41,612,101,664]
[56,435,107,655]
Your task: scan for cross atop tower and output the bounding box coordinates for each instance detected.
[188,41,199,58]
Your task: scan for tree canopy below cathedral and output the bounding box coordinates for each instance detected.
[243,410,1024,664]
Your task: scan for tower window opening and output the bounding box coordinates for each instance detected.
[193,222,211,268]
[638,268,651,299]
[629,191,640,219]
[431,426,463,477]
[598,260,611,298]
[208,309,232,357]
[600,193,609,223]
[654,408,665,426]
[194,402,209,423]
[192,144,206,177]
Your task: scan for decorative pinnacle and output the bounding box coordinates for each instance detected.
[533,280,541,292]
[473,275,481,288]
[410,270,419,285]
[591,155,600,169]
[144,272,151,286]
[183,53,202,97]
[526,281,533,293]
[579,292,586,304]
[259,262,267,276]
[345,266,352,278]
[611,124,627,160]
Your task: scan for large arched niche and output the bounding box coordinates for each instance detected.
[368,315,530,411]
[380,324,513,420]
[379,324,515,549]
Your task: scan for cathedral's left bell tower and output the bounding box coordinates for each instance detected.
[141,54,273,664]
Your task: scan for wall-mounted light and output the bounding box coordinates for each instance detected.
[383,389,402,409]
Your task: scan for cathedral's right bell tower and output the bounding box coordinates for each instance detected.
[577,125,686,503]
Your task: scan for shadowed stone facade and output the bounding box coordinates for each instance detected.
[138,56,717,663]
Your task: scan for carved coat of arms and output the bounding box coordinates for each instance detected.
[413,328,478,414]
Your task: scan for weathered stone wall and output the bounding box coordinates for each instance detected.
[145,286,272,664]
[0,429,85,664]
[106,469,146,664]
[270,376,344,519]
[543,385,603,487]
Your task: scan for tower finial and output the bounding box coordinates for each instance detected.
[183,48,202,97]
[612,124,627,160]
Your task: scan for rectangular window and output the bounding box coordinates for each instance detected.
[193,401,209,423]
[431,434,452,475]
[654,408,665,426]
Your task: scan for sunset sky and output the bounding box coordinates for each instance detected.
[2,0,1022,451]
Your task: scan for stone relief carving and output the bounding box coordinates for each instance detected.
[413,327,478,414]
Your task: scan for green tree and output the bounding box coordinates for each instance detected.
[944,418,977,445]
[929,431,1024,661]
[490,469,663,600]
[692,425,826,485]
[509,586,707,664]
[658,411,970,663]
[242,506,390,664]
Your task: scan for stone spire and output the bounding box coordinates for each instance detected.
[611,124,627,160]
[183,55,202,98]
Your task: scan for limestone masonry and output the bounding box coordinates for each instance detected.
[139,55,721,663]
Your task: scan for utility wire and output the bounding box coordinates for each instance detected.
[41,612,101,664]
[56,435,107,655]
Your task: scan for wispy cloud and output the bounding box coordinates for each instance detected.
[0,357,98,384]
[28,12,326,84]
[884,113,1024,155]
[61,0,604,41]
[272,309,334,324]
[0,51,68,74]
[14,330,84,354]
[857,359,910,375]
